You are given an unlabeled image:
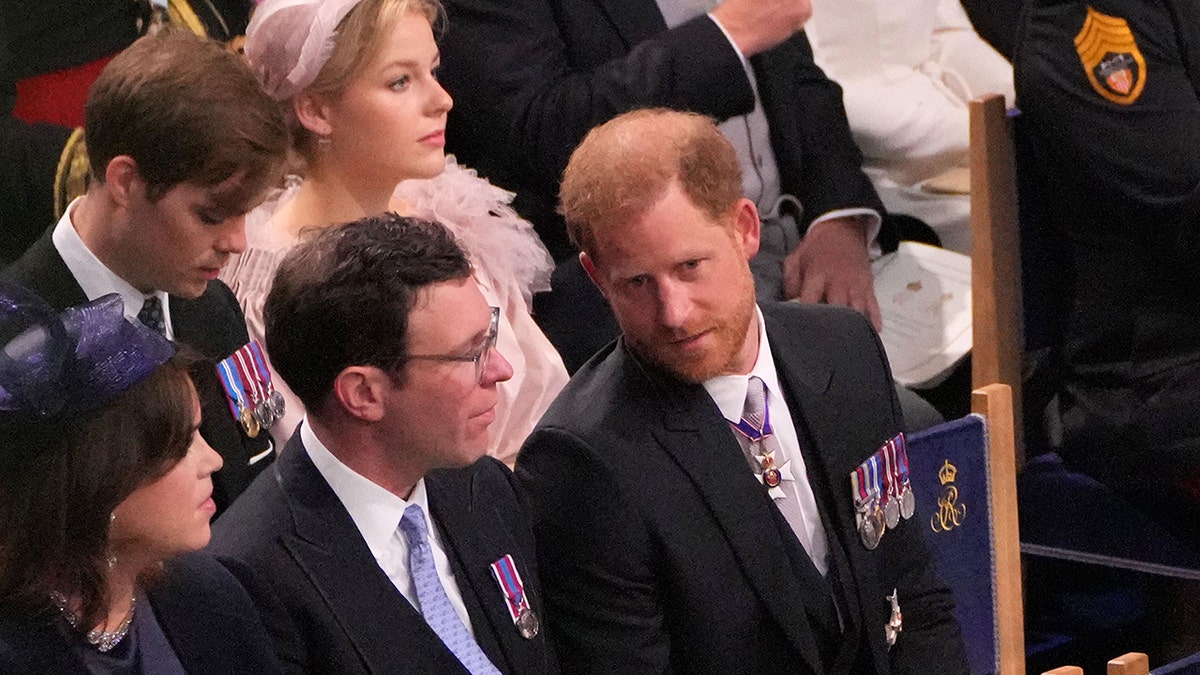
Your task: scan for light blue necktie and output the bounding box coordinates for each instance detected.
[399,504,502,675]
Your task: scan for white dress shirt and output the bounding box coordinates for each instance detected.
[300,419,476,635]
[702,308,830,575]
[52,198,174,339]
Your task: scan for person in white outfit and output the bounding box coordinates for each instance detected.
[805,0,1014,253]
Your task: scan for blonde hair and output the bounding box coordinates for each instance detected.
[246,0,443,162]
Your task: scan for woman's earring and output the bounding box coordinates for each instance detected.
[317,135,332,151]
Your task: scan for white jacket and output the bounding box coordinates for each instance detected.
[806,0,1014,251]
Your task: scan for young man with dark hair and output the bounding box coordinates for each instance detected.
[211,213,557,674]
[2,29,289,512]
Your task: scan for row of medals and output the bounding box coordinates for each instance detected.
[239,390,286,439]
[761,447,907,644]
[760,447,915,548]
[857,481,915,550]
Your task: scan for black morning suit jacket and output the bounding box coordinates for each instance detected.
[0,552,282,674]
[439,0,886,263]
[208,432,558,674]
[1,228,274,513]
[516,302,968,674]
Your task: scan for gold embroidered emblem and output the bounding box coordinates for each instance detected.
[930,460,967,533]
[1075,6,1146,105]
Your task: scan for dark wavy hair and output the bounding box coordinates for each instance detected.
[264,213,471,412]
[0,355,197,629]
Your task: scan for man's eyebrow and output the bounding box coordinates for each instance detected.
[442,323,490,354]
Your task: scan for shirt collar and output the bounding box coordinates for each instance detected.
[300,417,430,560]
[52,197,172,334]
[702,306,783,422]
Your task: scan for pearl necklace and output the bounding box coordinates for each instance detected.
[50,592,137,652]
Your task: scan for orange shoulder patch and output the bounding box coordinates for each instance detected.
[1074,6,1146,105]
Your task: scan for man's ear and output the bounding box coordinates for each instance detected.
[731,198,761,260]
[331,366,389,423]
[580,251,607,297]
[293,91,334,137]
[104,156,142,210]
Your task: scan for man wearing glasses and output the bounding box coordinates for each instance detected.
[210,214,558,674]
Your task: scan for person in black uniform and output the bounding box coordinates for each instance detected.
[1014,0,1200,543]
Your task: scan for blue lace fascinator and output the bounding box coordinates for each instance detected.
[0,285,177,419]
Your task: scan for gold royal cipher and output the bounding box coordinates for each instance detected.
[930,460,967,533]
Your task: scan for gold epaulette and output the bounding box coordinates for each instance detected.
[54,129,90,220]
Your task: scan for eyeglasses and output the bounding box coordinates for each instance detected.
[404,306,501,384]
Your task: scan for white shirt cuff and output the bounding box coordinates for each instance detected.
[809,208,883,260]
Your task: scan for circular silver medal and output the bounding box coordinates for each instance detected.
[900,486,915,520]
[516,607,539,639]
[884,495,900,529]
[268,390,286,418]
[859,506,884,550]
[254,399,276,429]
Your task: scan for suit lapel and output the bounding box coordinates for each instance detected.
[427,471,532,675]
[170,295,225,357]
[276,439,469,674]
[2,228,88,309]
[626,349,826,674]
[4,227,233,362]
[764,309,886,651]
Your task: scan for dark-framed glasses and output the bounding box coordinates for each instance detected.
[405,306,501,384]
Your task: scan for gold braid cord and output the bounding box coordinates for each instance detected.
[53,128,90,220]
[167,0,208,37]
[52,0,251,218]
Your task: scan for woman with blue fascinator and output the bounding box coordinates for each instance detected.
[0,286,280,673]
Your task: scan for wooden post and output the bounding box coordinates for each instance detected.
[973,383,1024,675]
[969,94,1025,467]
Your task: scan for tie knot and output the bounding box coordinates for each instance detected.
[743,376,768,432]
[400,503,429,548]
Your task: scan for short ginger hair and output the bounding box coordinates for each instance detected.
[558,109,743,260]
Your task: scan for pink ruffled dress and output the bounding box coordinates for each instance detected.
[220,157,568,465]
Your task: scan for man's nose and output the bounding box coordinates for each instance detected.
[656,279,694,330]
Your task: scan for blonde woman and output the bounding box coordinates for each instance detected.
[221,0,567,464]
